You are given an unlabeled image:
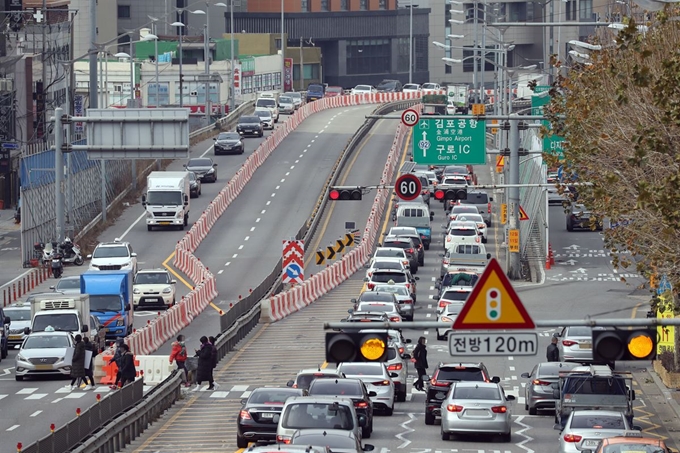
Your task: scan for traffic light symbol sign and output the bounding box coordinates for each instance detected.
[486,288,501,321]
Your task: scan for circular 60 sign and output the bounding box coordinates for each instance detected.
[401,109,420,127]
[395,173,422,201]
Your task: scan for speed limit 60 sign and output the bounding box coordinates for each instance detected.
[401,109,420,127]
[394,173,422,201]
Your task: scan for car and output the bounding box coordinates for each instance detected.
[386,227,425,266]
[254,109,274,130]
[290,429,375,453]
[435,271,478,298]
[363,269,418,302]
[436,303,463,340]
[448,205,480,222]
[402,83,421,94]
[325,86,344,97]
[436,286,471,314]
[284,91,303,109]
[287,368,346,391]
[454,213,488,243]
[567,204,603,231]
[556,326,598,363]
[351,291,399,311]
[307,378,375,437]
[343,311,389,324]
[364,257,407,279]
[588,431,675,453]
[421,82,442,93]
[87,239,137,274]
[444,223,481,249]
[383,344,410,402]
[49,275,81,294]
[370,284,414,321]
[442,165,472,183]
[351,85,375,95]
[277,396,366,443]
[15,330,74,380]
[456,191,493,226]
[279,95,296,114]
[370,248,411,270]
[336,362,397,415]
[237,115,264,137]
[521,362,581,415]
[213,131,244,155]
[440,381,515,442]
[547,172,570,204]
[4,302,31,348]
[557,410,639,453]
[188,171,202,198]
[376,79,402,92]
[381,236,419,273]
[236,386,307,447]
[133,268,177,309]
[306,84,325,102]
[424,362,499,425]
[352,301,402,323]
[244,445,327,453]
[255,97,280,122]
[411,171,437,204]
[184,157,217,183]
[88,313,106,351]
[439,246,489,277]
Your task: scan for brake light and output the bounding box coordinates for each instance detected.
[446,236,452,242]
[405,283,410,290]
[430,378,449,387]
[406,248,414,254]
[447,404,463,412]
[277,435,291,444]
[477,223,486,229]
[387,363,403,371]
[372,380,391,386]
[464,175,471,181]
[475,237,480,243]
[443,258,450,266]
[367,283,375,290]
[390,316,401,322]
[487,202,491,213]
[491,406,507,413]
[450,215,457,221]
[562,340,577,347]
[399,347,405,354]
[367,272,373,277]
[403,299,413,304]
[240,410,252,420]
[532,379,551,386]
[355,401,369,408]
[292,383,298,388]
[439,300,450,309]
[563,434,582,443]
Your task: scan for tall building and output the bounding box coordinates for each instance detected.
[229,0,430,87]
[70,0,118,61]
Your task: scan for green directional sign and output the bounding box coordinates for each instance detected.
[532,86,565,159]
[412,118,486,165]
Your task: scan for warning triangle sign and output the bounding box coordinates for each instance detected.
[519,205,529,221]
[452,258,535,330]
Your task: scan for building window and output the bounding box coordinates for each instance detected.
[293,64,320,80]
[360,0,367,10]
[346,39,391,75]
[275,38,281,50]
[148,83,170,107]
[321,0,329,10]
[445,64,452,74]
[509,3,526,21]
[379,0,386,9]
[579,0,593,19]
[302,0,310,11]
[565,0,577,20]
[397,37,409,73]
[117,5,131,19]
[341,0,348,10]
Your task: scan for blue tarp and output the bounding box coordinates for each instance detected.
[20,139,96,189]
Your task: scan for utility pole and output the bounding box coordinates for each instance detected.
[473,0,479,103]
[54,107,64,242]
[280,0,285,92]
[507,117,521,279]
[409,1,413,84]
[480,0,486,103]
[88,0,97,110]
[203,17,210,122]
[299,37,304,91]
[41,0,47,141]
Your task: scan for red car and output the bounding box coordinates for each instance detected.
[325,86,344,97]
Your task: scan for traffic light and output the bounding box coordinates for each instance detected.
[329,186,362,201]
[325,332,389,363]
[434,187,467,201]
[592,329,657,362]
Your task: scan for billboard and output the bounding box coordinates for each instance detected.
[284,58,293,92]
[233,63,242,99]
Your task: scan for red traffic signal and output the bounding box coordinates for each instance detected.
[434,188,467,201]
[329,186,362,201]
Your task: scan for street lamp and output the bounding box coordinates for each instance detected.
[113,34,156,106]
[148,16,162,106]
[172,21,185,107]
[281,0,285,92]
[189,9,211,120]
[448,34,465,39]
[228,0,235,113]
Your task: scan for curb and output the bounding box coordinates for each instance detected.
[646,365,680,419]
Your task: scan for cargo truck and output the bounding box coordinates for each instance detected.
[27,294,91,337]
[142,171,191,231]
[446,84,470,114]
[80,269,134,339]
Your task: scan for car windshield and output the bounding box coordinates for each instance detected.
[146,191,182,206]
[282,403,353,430]
[378,81,397,89]
[457,215,485,223]
[537,363,579,377]
[437,366,485,381]
[374,286,409,296]
[285,92,301,99]
[135,272,169,285]
[293,434,356,449]
[239,116,260,124]
[339,363,384,376]
[404,84,419,90]
[296,373,338,389]
[455,244,483,254]
[327,87,343,93]
[453,207,479,213]
[92,246,128,258]
[384,241,411,249]
[442,291,470,301]
[375,249,404,258]
[32,313,78,332]
[89,295,122,312]
[359,292,395,302]
[357,303,394,313]
[371,261,402,271]
[308,85,323,92]
[254,110,271,118]
[570,414,625,429]
[565,327,592,337]
[23,335,71,349]
[422,83,437,89]
[280,96,293,103]
[56,278,80,290]
[5,307,31,321]
[309,380,362,396]
[256,99,276,108]
[188,158,213,167]
[371,273,407,283]
[217,132,240,140]
[449,229,477,236]
[602,445,665,453]
[452,386,500,400]
[462,193,489,204]
[356,85,372,91]
[248,390,299,405]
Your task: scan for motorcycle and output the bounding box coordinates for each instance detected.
[40,241,56,267]
[50,252,64,278]
[13,207,20,224]
[59,237,84,266]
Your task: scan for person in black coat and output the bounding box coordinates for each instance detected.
[68,334,87,390]
[412,336,429,391]
[547,336,560,362]
[117,344,137,387]
[192,336,218,391]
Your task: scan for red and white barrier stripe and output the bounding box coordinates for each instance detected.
[1,266,51,308]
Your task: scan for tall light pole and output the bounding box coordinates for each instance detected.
[230,0,235,112]
[281,0,285,91]
[172,22,185,107]
[409,1,413,84]
[148,16,161,106]
[113,34,157,106]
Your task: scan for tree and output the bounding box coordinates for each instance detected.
[545,12,680,369]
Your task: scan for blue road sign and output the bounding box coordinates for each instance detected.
[658,274,672,295]
[2,142,18,150]
[284,263,303,283]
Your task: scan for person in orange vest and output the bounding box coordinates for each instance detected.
[170,334,190,387]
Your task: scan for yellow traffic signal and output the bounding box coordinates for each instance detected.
[325,332,388,363]
[592,329,657,362]
[627,332,654,359]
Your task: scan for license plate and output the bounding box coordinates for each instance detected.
[464,409,488,416]
[34,364,52,370]
[260,413,275,419]
[579,342,592,349]
[583,440,600,447]
[159,221,171,225]
[9,335,21,340]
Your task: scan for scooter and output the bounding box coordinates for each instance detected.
[41,241,55,267]
[59,237,84,266]
[50,252,63,278]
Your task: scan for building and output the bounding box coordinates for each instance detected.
[70,0,118,61]
[229,1,430,88]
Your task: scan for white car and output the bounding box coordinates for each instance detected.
[254,109,274,129]
[15,331,74,380]
[446,100,456,115]
[371,247,411,269]
[353,301,402,322]
[448,205,480,222]
[421,82,442,93]
[402,83,421,94]
[436,286,472,314]
[284,91,303,109]
[436,302,463,340]
[279,95,296,114]
[364,257,408,279]
[255,97,280,122]
[351,85,376,95]
[133,268,177,309]
[337,362,396,415]
[455,213,488,243]
[444,221,481,249]
[88,239,138,274]
[50,275,82,294]
[557,410,637,453]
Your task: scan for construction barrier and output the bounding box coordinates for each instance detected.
[260,104,417,322]
[135,355,174,385]
[1,266,50,307]
[97,353,142,384]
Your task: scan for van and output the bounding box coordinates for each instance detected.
[395,202,433,249]
[255,97,280,123]
[458,190,493,226]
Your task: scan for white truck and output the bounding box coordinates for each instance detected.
[446,84,469,114]
[142,171,191,231]
[27,294,91,337]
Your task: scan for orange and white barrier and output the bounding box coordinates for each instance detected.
[2,266,50,307]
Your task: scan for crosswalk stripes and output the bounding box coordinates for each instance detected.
[0,383,157,403]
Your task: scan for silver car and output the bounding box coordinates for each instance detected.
[371,284,414,321]
[441,381,515,442]
[557,410,639,453]
[279,96,296,114]
[556,326,604,363]
[353,301,402,323]
[284,91,303,109]
[436,302,463,340]
[15,331,74,380]
[337,362,396,415]
[436,286,472,314]
[254,109,274,130]
[290,429,375,453]
[384,343,410,402]
[50,276,81,294]
[456,191,493,226]
[277,396,365,444]
[4,303,32,347]
[521,362,581,415]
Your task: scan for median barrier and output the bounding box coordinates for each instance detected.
[136,355,174,385]
[1,266,51,308]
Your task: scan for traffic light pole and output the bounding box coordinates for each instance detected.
[508,118,521,279]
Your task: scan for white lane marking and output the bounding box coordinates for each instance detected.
[295,160,299,164]
[52,398,63,403]
[0,395,6,400]
[238,245,244,250]
[218,270,224,274]
[395,412,416,448]
[200,144,215,158]
[312,138,317,142]
[17,388,37,394]
[6,425,19,431]
[266,200,271,205]
[426,313,431,318]
[30,410,42,417]
[261,209,266,214]
[303,149,307,153]
[119,212,146,240]
[240,390,252,399]
[271,192,276,197]
[298,154,303,158]
[245,236,250,241]
[256,218,261,222]
[509,366,515,371]
[232,254,238,258]
[290,165,295,169]
[250,227,255,232]
[281,178,286,182]
[424,330,429,335]
[427,304,432,309]
[230,385,250,391]
[276,186,280,190]
[514,415,535,453]
[25,393,47,400]
[226,262,231,266]
[509,356,514,361]
[285,172,290,176]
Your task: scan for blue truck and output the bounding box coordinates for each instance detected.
[80,269,134,339]
[395,202,434,250]
[306,84,325,102]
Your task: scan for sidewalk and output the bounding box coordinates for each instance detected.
[0,214,29,286]
[631,366,680,444]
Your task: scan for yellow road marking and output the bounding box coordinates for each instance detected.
[631,300,645,319]
[634,406,667,439]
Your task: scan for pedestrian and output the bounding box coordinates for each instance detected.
[209,336,218,369]
[547,335,560,362]
[67,334,87,390]
[108,339,125,389]
[117,343,137,387]
[81,337,97,390]
[192,336,219,391]
[412,336,429,391]
[170,334,190,387]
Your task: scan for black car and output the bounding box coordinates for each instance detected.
[213,132,244,155]
[387,229,425,266]
[424,362,499,425]
[376,79,403,92]
[236,386,307,447]
[237,115,264,137]
[184,157,217,183]
[188,171,201,198]
[381,236,419,273]
[307,378,375,438]
[566,204,603,231]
